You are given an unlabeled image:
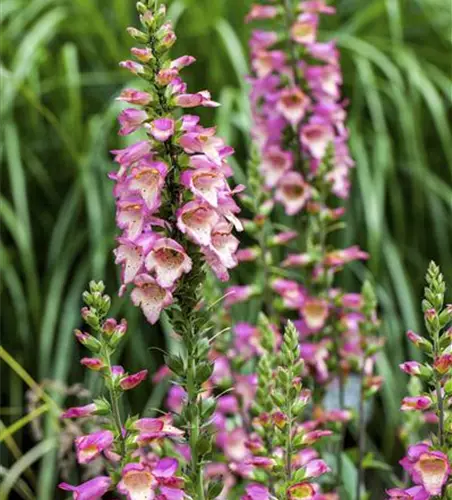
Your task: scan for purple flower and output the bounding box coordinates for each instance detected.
[61,403,96,419]
[59,476,112,500]
[148,118,175,142]
[74,430,114,464]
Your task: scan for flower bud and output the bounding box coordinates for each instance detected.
[127,27,149,43]
[433,354,452,375]
[131,47,153,63]
[400,396,432,412]
[136,2,147,14]
[61,403,96,419]
[120,369,148,391]
[74,330,102,352]
[424,308,440,331]
[406,330,433,353]
[80,357,104,371]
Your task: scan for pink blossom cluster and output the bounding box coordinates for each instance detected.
[226,1,379,392]
[246,1,354,212]
[112,3,242,325]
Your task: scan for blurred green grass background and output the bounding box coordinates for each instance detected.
[0,0,451,497]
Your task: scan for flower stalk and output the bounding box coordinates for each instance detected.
[59,282,186,499]
[387,262,452,498]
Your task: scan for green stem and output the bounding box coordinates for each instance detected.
[432,330,445,446]
[334,335,345,487]
[258,226,275,320]
[104,347,126,460]
[186,347,205,500]
[436,378,445,446]
[282,0,301,87]
[356,362,366,500]
[285,408,293,483]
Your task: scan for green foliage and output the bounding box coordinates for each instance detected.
[0,0,451,497]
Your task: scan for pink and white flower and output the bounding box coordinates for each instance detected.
[400,444,450,496]
[117,463,156,500]
[118,108,148,135]
[145,238,193,288]
[120,369,148,390]
[117,88,153,105]
[176,201,219,246]
[114,232,158,285]
[275,172,311,215]
[301,298,329,330]
[260,145,293,188]
[148,118,175,142]
[291,13,318,44]
[245,5,279,23]
[181,167,226,207]
[301,122,335,160]
[75,430,114,464]
[127,160,168,211]
[112,141,152,168]
[277,87,311,126]
[131,274,174,324]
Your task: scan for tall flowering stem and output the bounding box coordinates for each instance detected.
[387,262,452,499]
[59,282,186,499]
[355,281,380,499]
[247,320,332,499]
[238,0,379,493]
[112,1,242,496]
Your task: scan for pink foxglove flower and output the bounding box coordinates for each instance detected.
[277,87,311,127]
[400,396,432,412]
[400,444,450,496]
[260,146,293,188]
[148,118,175,142]
[117,463,157,500]
[245,5,280,23]
[275,172,311,215]
[127,160,168,211]
[118,108,148,135]
[135,415,184,443]
[74,430,114,464]
[131,274,173,325]
[303,459,331,479]
[301,298,329,331]
[241,483,270,500]
[145,238,193,289]
[119,369,148,390]
[61,403,96,419]
[176,201,219,246]
[386,485,429,499]
[117,88,153,105]
[59,477,112,500]
[80,357,104,371]
[291,13,318,44]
